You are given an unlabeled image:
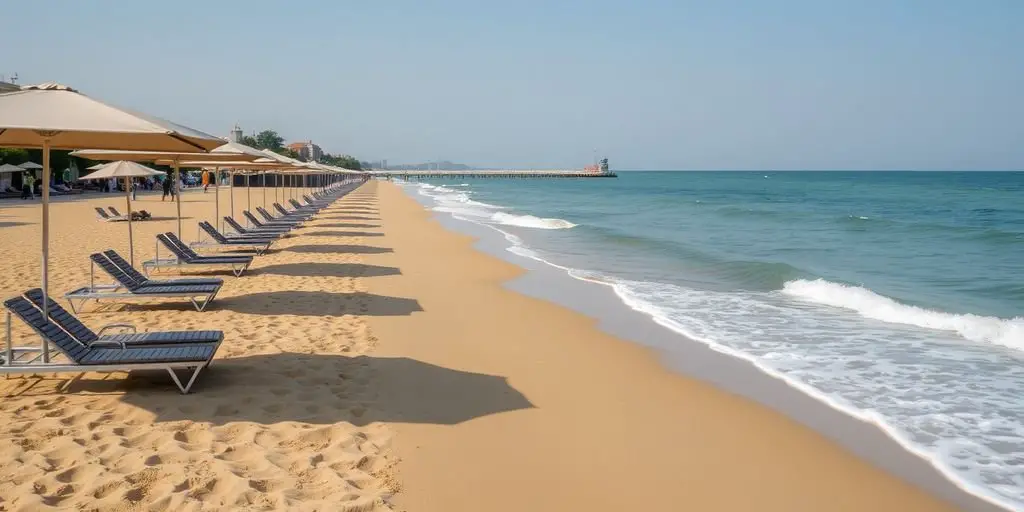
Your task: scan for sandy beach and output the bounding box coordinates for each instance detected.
[0,180,962,511]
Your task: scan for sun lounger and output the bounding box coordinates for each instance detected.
[143,233,253,277]
[3,294,222,393]
[289,198,320,212]
[95,207,128,222]
[108,206,123,216]
[27,289,222,347]
[224,216,291,236]
[103,250,223,288]
[195,222,275,255]
[247,209,300,228]
[275,203,313,219]
[64,253,222,312]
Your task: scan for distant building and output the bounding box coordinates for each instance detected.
[382,159,387,170]
[229,124,243,143]
[287,140,323,162]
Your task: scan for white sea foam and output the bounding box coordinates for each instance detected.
[783,279,1024,350]
[414,182,575,230]
[490,212,577,230]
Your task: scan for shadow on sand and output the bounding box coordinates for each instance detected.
[303,230,383,237]
[315,223,380,229]
[216,290,420,316]
[0,221,31,228]
[116,354,532,426]
[254,262,399,278]
[286,244,392,254]
[6,354,534,427]
[322,215,379,221]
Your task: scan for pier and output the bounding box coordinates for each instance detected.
[374,169,617,179]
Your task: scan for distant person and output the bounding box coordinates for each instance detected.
[20,181,32,199]
[162,177,172,201]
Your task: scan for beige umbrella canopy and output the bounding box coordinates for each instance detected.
[0,83,223,151]
[0,163,24,173]
[18,161,43,170]
[0,82,223,362]
[79,161,165,266]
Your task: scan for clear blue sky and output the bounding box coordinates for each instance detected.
[5,0,1022,170]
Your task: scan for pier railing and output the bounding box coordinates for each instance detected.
[372,169,617,179]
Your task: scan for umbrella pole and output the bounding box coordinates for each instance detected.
[230,170,235,221]
[246,174,251,211]
[125,177,134,267]
[174,162,182,239]
[41,139,51,363]
[262,171,266,209]
[214,167,220,232]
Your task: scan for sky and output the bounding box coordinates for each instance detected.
[4,0,1022,170]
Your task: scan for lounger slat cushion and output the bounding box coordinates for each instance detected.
[80,343,215,364]
[4,297,90,362]
[104,330,223,344]
[129,284,220,295]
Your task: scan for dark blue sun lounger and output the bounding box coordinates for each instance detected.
[3,293,222,393]
[64,253,222,312]
[144,233,253,277]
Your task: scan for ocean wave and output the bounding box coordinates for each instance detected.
[782,279,1024,350]
[490,212,577,230]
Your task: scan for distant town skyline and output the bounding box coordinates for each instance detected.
[3,1,1022,170]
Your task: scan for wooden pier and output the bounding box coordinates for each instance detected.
[374,169,617,179]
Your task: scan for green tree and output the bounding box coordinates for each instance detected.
[320,153,362,170]
[240,135,259,148]
[274,148,302,160]
[0,148,29,165]
[255,130,284,151]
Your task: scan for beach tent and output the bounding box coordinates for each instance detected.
[71,144,263,238]
[80,161,165,266]
[0,82,223,362]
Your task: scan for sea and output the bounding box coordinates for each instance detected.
[398,171,1024,510]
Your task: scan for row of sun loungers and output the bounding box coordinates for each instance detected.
[2,181,362,393]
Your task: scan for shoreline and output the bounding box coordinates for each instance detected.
[401,185,1011,512]
[362,180,972,511]
[398,180,1011,512]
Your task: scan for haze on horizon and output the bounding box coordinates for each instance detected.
[4,0,1022,171]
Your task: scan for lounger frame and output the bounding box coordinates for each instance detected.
[63,256,220,312]
[2,309,218,394]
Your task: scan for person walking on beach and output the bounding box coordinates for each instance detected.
[161,176,172,201]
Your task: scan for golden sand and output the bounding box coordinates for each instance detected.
[0,181,957,511]
[0,185,395,511]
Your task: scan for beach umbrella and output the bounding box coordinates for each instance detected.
[71,146,262,238]
[0,83,222,363]
[0,163,24,173]
[79,161,165,267]
[17,161,43,171]
[177,159,298,227]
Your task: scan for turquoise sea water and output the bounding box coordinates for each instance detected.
[402,171,1024,510]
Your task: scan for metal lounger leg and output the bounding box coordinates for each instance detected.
[166,365,205,394]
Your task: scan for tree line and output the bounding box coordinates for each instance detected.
[239,130,362,170]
